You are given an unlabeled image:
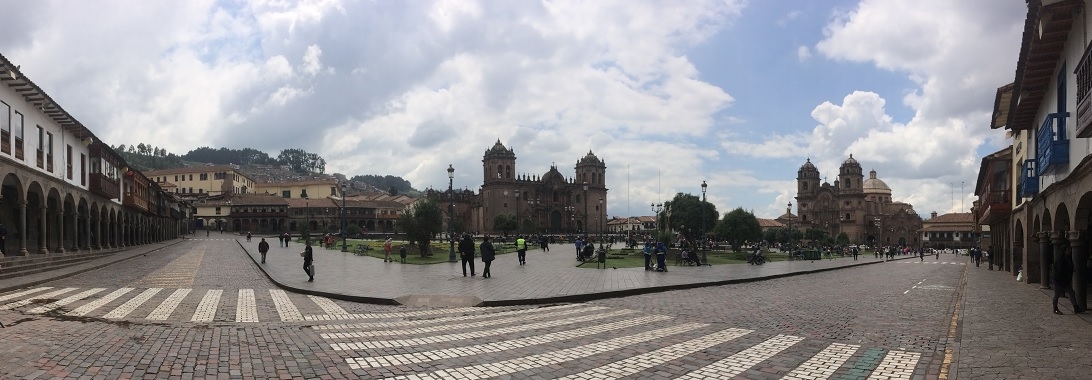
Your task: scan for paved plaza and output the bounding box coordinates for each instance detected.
[0,236,1085,379]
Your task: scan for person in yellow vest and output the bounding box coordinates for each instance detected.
[516,236,528,265]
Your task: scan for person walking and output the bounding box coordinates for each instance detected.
[655,241,668,272]
[516,235,528,265]
[575,237,584,260]
[1052,247,1085,315]
[851,246,858,261]
[643,239,653,271]
[383,238,393,262]
[459,234,476,277]
[301,241,314,282]
[0,222,7,255]
[258,238,270,264]
[246,231,252,242]
[283,232,291,248]
[541,236,550,252]
[480,235,495,278]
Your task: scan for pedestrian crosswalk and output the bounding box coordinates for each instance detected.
[0,286,399,323]
[319,303,925,379]
[898,261,965,265]
[0,286,927,378]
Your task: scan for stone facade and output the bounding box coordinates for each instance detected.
[795,155,923,246]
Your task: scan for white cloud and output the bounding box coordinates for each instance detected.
[797,45,811,61]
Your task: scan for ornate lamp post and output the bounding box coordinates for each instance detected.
[564,205,575,236]
[528,198,539,234]
[700,180,709,266]
[582,182,588,238]
[447,164,456,262]
[340,180,348,252]
[598,197,603,249]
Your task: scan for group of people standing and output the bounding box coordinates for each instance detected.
[458,234,496,278]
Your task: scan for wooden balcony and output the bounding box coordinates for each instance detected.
[89,173,120,199]
[35,149,43,169]
[1077,41,1092,138]
[977,190,1011,225]
[1,130,8,154]
[1036,113,1069,175]
[14,139,22,160]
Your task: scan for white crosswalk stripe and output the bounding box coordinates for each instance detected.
[900,261,964,265]
[783,342,860,380]
[381,323,707,380]
[191,289,222,322]
[556,327,753,380]
[0,288,77,310]
[324,304,609,340]
[0,287,52,303]
[235,289,258,323]
[867,350,920,380]
[346,314,673,369]
[269,289,304,322]
[68,288,134,316]
[28,288,105,314]
[146,288,189,320]
[314,304,586,331]
[679,334,805,379]
[104,288,162,319]
[309,295,349,316]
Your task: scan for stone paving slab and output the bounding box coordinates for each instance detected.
[0,240,181,294]
[237,238,914,306]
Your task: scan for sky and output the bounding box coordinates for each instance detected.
[0,0,1028,219]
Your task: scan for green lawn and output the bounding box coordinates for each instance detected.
[307,238,518,265]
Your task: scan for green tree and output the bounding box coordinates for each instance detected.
[713,207,762,252]
[493,214,517,236]
[662,193,719,242]
[836,232,850,246]
[763,228,779,245]
[398,198,443,257]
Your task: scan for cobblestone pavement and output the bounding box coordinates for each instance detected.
[0,238,1083,379]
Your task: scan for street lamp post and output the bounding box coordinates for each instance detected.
[340,181,348,252]
[598,198,603,249]
[448,164,456,262]
[582,182,588,239]
[515,191,521,236]
[564,206,575,236]
[700,180,709,266]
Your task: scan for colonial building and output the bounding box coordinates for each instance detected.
[427,141,608,236]
[0,52,187,257]
[795,156,923,246]
[920,212,978,250]
[255,178,339,199]
[977,0,1092,311]
[145,165,257,196]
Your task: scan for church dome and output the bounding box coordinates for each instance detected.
[484,139,515,159]
[841,154,860,168]
[799,158,817,172]
[863,169,891,194]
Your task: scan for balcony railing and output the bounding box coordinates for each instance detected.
[1037,112,1070,176]
[1019,159,1038,197]
[1077,42,1092,137]
[1,130,8,154]
[36,149,43,169]
[89,173,121,199]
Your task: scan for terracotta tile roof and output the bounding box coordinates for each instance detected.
[758,218,784,228]
[228,194,289,206]
[926,212,974,223]
[144,165,244,176]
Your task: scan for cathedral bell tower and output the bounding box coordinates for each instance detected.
[838,154,864,195]
[482,140,516,184]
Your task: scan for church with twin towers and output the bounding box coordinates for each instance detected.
[431,140,608,237]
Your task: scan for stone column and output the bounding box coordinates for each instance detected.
[82,213,91,251]
[1039,231,1052,288]
[1070,230,1086,311]
[17,200,28,256]
[38,205,47,254]
[1014,240,1024,281]
[56,204,66,254]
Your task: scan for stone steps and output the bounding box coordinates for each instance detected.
[0,250,119,280]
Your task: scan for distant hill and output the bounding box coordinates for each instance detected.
[116,144,418,195]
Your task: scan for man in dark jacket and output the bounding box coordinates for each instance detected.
[302,241,314,282]
[1052,247,1084,314]
[258,238,270,264]
[480,235,495,278]
[459,234,476,277]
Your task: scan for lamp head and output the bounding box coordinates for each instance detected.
[447,164,454,179]
[701,180,707,194]
[583,182,588,191]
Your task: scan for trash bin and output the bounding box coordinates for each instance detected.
[803,250,821,260]
[596,248,607,269]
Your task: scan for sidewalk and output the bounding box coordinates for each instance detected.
[240,240,907,307]
[0,240,182,294]
[953,256,1092,379]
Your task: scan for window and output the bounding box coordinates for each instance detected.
[200,173,208,180]
[46,132,53,172]
[66,145,73,179]
[282,190,290,198]
[188,174,192,181]
[215,207,221,215]
[174,175,178,182]
[189,187,193,193]
[0,100,9,154]
[301,189,309,198]
[80,154,86,185]
[13,111,23,159]
[35,126,44,168]
[330,186,337,196]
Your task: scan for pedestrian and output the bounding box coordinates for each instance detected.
[1052,247,1085,315]
[301,241,314,282]
[246,231,252,242]
[0,222,7,255]
[935,249,939,260]
[541,236,550,252]
[919,249,924,261]
[643,239,653,271]
[575,237,584,260]
[655,241,668,272]
[516,235,527,265]
[258,238,270,264]
[383,238,393,262]
[283,232,290,248]
[206,228,210,237]
[987,246,994,270]
[480,235,495,278]
[459,234,476,277]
